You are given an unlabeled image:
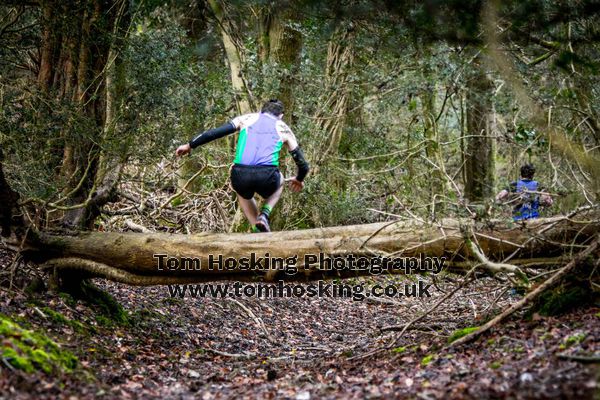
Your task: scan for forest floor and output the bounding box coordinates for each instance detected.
[0,247,599,399]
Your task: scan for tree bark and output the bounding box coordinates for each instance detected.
[37,0,58,92]
[465,60,496,202]
[313,22,355,168]
[207,0,253,115]
[420,55,447,209]
[258,4,302,123]
[86,0,130,224]
[1,153,596,286]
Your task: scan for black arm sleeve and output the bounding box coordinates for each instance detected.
[189,121,237,149]
[289,146,310,182]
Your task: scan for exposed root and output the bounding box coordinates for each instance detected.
[41,257,225,286]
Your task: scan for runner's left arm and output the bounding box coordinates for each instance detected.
[189,121,238,149]
[538,185,553,206]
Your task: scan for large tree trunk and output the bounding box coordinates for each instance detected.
[3,212,595,286]
[465,60,496,202]
[313,22,355,169]
[87,0,130,221]
[206,0,255,233]
[258,4,302,123]
[420,53,447,211]
[1,154,597,286]
[38,0,58,92]
[207,0,253,115]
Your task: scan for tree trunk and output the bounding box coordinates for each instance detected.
[88,0,130,222]
[465,61,496,202]
[313,22,355,168]
[206,0,255,232]
[420,66,446,210]
[1,153,597,286]
[207,0,253,115]
[38,0,59,92]
[258,4,302,123]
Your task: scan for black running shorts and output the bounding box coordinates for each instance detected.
[230,164,282,200]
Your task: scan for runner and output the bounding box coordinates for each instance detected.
[176,99,309,232]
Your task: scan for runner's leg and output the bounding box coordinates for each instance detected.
[255,174,284,232]
[263,173,284,210]
[237,195,259,225]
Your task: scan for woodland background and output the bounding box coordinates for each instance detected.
[0,0,599,398]
[1,0,598,233]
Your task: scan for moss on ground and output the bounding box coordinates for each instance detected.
[421,354,435,366]
[41,307,89,333]
[0,314,78,374]
[447,326,480,344]
[535,285,593,316]
[82,282,128,324]
[58,280,129,327]
[531,260,598,316]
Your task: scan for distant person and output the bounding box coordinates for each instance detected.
[175,99,309,232]
[496,163,553,221]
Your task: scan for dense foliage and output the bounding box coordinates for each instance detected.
[0,0,598,232]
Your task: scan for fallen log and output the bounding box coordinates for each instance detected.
[2,211,597,285]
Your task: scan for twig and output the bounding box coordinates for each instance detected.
[203,347,256,359]
[467,235,528,281]
[383,266,477,340]
[474,232,524,249]
[360,219,401,250]
[556,353,600,363]
[480,285,510,317]
[228,298,273,342]
[124,219,151,233]
[381,322,446,332]
[2,357,17,372]
[155,165,206,212]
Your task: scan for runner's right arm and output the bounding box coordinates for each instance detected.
[289,146,309,182]
[495,181,517,202]
[277,121,309,191]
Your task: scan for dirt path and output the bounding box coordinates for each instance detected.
[0,248,598,399]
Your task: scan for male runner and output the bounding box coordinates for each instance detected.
[175,99,309,232]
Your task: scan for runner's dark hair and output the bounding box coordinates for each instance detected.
[520,163,535,179]
[261,99,284,116]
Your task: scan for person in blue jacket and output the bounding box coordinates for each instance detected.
[495,164,553,221]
